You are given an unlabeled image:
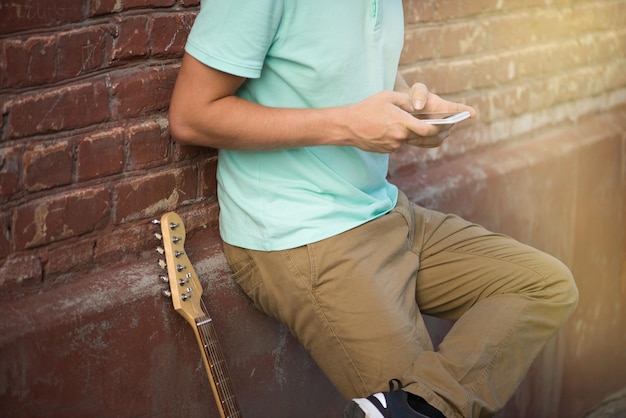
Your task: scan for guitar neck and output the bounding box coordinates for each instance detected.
[193,314,242,418]
[155,212,242,418]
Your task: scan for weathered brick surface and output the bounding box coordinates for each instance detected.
[56,26,113,80]
[42,238,96,279]
[0,146,22,200]
[1,36,57,88]
[89,0,176,16]
[0,0,622,285]
[109,65,179,119]
[114,167,198,224]
[126,119,170,170]
[0,0,620,285]
[198,156,218,199]
[111,15,150,61]
[23,141,73,192]
[0,253,42,291]
[7,81,110,139]
[13,187,110,250]
[76,128,125,181]
[0,212,10,259]
[0,0,84,35]
[150,12,196,57]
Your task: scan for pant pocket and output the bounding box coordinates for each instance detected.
[223,244,268,313]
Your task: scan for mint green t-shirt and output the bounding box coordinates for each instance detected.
[185,0,404,250]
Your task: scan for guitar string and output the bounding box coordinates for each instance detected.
[198,300,241,417]
[197,317,240,417]
[200,307,232,405]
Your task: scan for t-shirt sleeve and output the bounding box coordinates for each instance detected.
[185,0,284,79]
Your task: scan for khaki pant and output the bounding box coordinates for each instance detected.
[223,192,578,418]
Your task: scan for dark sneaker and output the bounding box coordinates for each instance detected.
[343,379,436,418]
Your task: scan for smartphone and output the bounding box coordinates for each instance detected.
[412,111,471,125]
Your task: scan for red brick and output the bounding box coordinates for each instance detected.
[0,146,22,200]
[112,15,149,61]
[198,156,218,199]
[43,239,95,277]
[172,140,208,162]
[7,80,110,139]
[470,85,531,123]
[488,12,536,51]
[23,141,73,192]
[572,2,616,34]
[402,0,437,24]
[0,45,5,88]
[0,212,10,259]
[618,2,626,27]
[0,254,42,291]
[472,55,499,90]
[13,188,110,250]
[114,167,198,223]
[435,1,486,20]
[89,0,175,16]
[76,129,124,181]
[109,65,178,119]
[126,119,169,170]
[400,26,440,65]
[2,36,56,88]
[56,26,113,81]
[605,61,626,91]
[0,0,83,35]
[92,217,168,264]
[532,9,575,43]
[403,59,474,95]
[149,12,196,58]
[581,32,621,67]
[440,21,487,58]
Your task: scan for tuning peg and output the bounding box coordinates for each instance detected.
[174,250,184,258]
[154,232,163,241]
[158,259,166,269]
[162,289,172,298]
[156,246,165,255]
[159,275,168,283]
[151,219,161,225]
[171,236,181,243]
[176,264,186,272]
[169,222,180,230]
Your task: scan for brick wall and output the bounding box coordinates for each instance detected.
[392,0,625,174]
[0,1,625,416]
[0,0,212,295]
[1,0,624,295]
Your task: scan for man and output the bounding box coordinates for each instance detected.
[169,1,578,417]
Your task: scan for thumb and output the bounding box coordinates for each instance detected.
[409,82,429,111]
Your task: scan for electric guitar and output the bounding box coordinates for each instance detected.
[154,212,242,418]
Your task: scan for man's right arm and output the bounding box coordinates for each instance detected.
[168,53,461,153]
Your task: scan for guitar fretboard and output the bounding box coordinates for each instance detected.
[195,315,241,418]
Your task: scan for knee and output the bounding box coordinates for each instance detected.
[544,257,579,317]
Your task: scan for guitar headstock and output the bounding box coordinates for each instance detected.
[154,212,205,325]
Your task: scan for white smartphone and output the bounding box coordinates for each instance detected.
[412,111,471,125]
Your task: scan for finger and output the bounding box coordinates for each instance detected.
[405,114,440,137]
[409,82,429,110]
[387,90,415,113]
[404,136,444,148]
[437,129,451,141]
[424,93,477,117]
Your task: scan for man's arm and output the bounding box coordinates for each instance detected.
[169,54,473,153]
